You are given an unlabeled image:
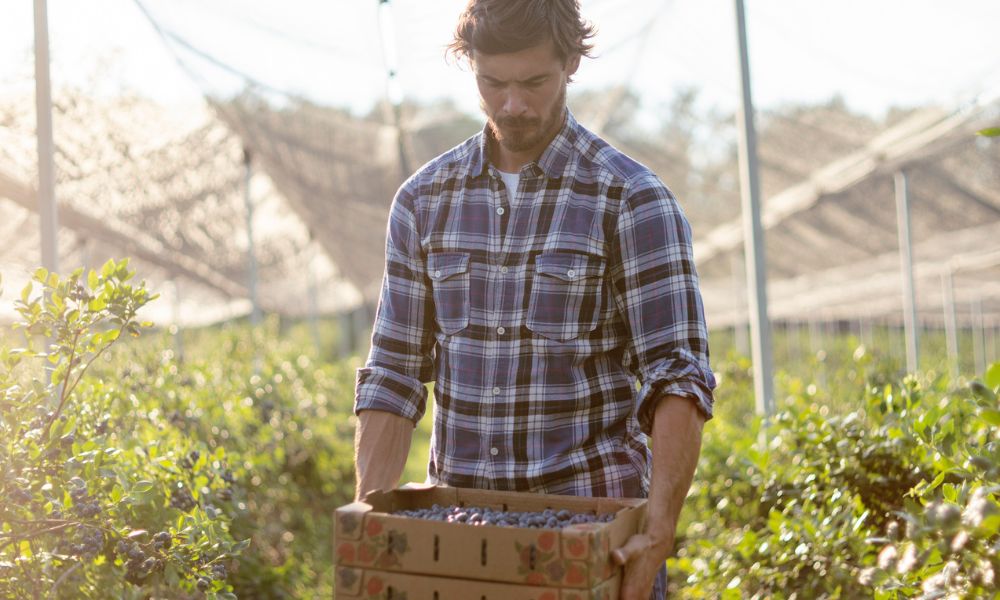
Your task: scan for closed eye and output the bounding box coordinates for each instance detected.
[478,76,505,89]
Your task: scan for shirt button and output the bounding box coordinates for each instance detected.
[499,266,508,274]
[497,326,506,335]
[496,207,505,216]
[490,447,499,456]
[434,270,441,278]
[566,269,577,279]
[492,387,501,395]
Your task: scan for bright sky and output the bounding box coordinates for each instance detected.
[2,0,1000,121]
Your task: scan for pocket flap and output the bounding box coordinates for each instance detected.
[535,253,605,282]
[427,252,470,281]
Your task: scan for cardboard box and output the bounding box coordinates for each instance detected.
[334,485,645,598]
[334,567,621,599]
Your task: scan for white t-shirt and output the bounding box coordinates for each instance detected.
[499,170,520,205]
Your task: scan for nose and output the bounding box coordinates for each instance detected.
[502,88,527,117]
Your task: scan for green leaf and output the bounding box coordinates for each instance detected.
[34,267,48,283]
[981,409,1000,427]
[101,259,115,277]
[87,269,99,289]
[942,484,958,503]
[977,127,1000,137]
[61,415,76,437]
[132,480,154,494]
[986,363,1000,390]
[155,457,176,470]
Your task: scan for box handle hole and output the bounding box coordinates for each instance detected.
[529,544,536,570]
[434,534,440,562]
[481,539,488,566]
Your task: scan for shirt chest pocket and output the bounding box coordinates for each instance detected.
[427,252,471,335]
[527,253,606,342]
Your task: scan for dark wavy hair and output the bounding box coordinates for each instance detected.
[448,0,596,63]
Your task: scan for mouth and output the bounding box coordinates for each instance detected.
[498,119,539,131]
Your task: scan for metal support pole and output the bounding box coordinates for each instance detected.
[339,310,354,358]
[34,0,58,275]
[972,300,986,376]
[890,318,903,369]
[734,0,774,417]
[788,320,800,364]
[942,269,959,380]
[730,251,749,357]
[172,280,184,364]
[894,171,919,374]
[307,233,321,354]
[377,0,410,177]
[243,148,260,326]
[809,318,820,357]
[985,320,996,366]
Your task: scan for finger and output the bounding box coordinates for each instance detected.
[612,535,648,566]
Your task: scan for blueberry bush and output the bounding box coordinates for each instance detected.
[0,263,359,598]
[3,262,997,599]
[672,354,1000,599]
[0,262,246,598]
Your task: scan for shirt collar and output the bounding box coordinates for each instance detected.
[468,109,579,180]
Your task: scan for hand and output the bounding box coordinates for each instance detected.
[612,533,672,600]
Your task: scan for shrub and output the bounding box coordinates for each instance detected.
[672,358,1000,599]
[0,263,246,599]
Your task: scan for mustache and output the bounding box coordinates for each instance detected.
[494,116,540,128]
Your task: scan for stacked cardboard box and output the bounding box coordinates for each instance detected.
[334,484,646,599]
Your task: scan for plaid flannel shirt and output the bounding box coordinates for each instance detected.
[355,110,716,498]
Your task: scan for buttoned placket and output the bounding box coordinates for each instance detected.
[484,168,512,488]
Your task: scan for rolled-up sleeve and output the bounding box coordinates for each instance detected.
[354,181,435,424]
[609,174,716,434]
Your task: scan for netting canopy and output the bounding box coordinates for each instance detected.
[0,93,357,326]
[2,0,999,332]
[695,95,1000,327]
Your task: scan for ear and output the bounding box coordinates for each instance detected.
[565,53,581,77]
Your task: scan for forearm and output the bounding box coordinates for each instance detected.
[354,409,415,501]
[645,393,705,552]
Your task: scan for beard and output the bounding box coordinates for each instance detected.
[484,84,566,154]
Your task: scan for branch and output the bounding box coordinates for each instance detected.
[0,523,74,551]
[41,327,83,440]
[50,562,81,596]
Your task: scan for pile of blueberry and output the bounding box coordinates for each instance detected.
[169,484,197,511]
[117,540,164,584]
[392,504,615,529]
[57,525,104,558]
[197,562,228,591]
[70,485,102,518]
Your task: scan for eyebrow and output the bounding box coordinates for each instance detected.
[478,74,550,85]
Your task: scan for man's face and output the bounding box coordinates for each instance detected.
[473,40,580,157]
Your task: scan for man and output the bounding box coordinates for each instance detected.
[353,1,716,598]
